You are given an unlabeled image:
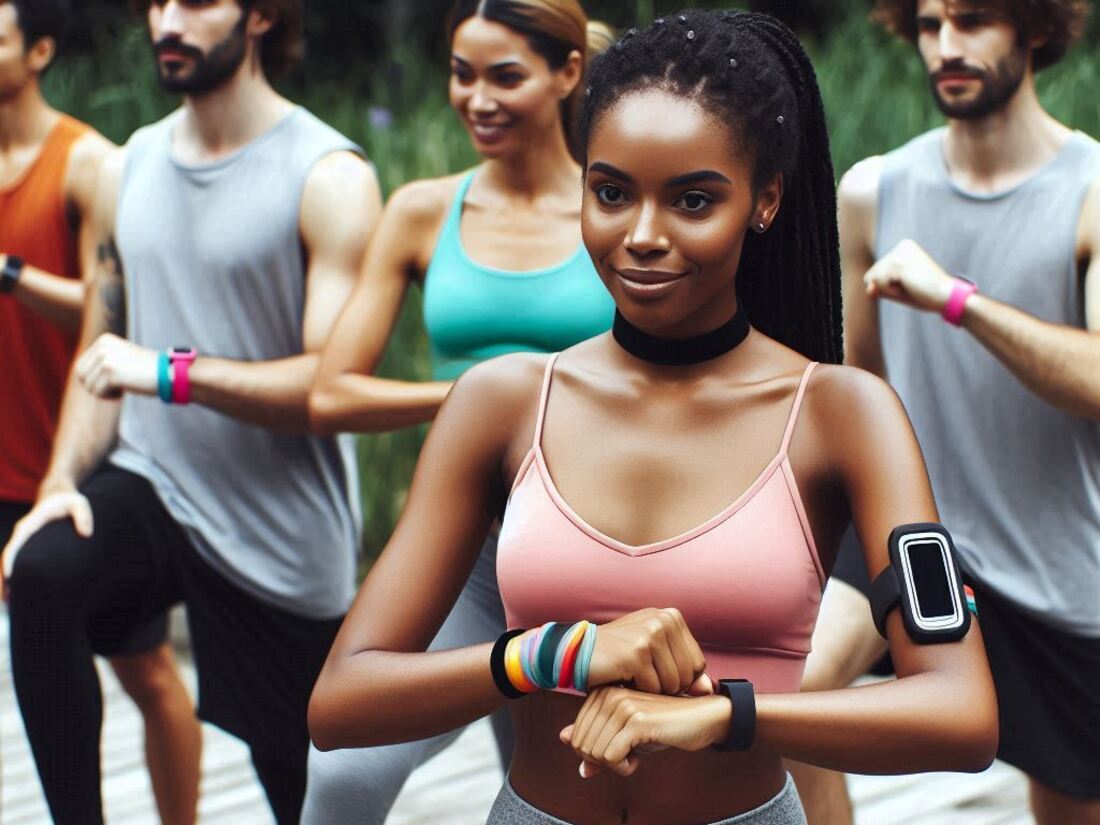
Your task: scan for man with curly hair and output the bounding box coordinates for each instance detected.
[792,2,1100,824]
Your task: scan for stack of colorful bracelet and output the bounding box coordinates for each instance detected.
[496,621,597,697]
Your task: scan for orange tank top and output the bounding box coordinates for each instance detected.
[0,115,90,503]
[497,355,826,693]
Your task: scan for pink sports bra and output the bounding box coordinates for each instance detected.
[497,355,826,693]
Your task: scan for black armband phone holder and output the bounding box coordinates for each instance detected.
[869,523,970,644]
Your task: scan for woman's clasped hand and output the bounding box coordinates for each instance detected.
[543,607,724,778]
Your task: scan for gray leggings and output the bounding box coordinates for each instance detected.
[487,774,807,825]
[301,534,513,825]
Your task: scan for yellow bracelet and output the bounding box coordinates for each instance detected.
[505,634,538,693]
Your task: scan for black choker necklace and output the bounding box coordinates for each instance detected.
[612,307,751,366]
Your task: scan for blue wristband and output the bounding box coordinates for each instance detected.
[157,351,173,404]
[573,623,597,692]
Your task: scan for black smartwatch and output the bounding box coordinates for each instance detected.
[870,523,971,644]
[713,679,755,751]
[0,255,24,294]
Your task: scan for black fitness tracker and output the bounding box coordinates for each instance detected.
[0,255,24,294]
[713,679,755,752]
[869,523,971,644]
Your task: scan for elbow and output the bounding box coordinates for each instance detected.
[958,715,999,773]
[948,730,998,774]
[307,677,346,752]
[308,381,343,437]
[943,692,999,773]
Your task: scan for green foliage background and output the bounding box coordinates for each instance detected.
[50,4,1100,559]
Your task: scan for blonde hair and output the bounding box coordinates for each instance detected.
[448,0,614,159]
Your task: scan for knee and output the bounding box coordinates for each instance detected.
[9,522,89,603]
[111,646,189,711]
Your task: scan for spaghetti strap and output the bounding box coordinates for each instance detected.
[779,362,818,455]
[531,353,560,450]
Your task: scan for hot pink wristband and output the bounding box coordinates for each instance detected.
[169,348,197,405]
[941,277,978,326]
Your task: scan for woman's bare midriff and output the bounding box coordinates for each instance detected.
[507,692,787,825]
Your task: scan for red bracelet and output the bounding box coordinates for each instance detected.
[942,277,978,326]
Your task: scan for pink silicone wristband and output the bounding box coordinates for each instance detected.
[942,278,978,326]
[170,350,196,405]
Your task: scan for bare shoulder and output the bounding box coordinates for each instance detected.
[1078,173,1100,257]
[65,130,116,212]
[805,362,907,435]
[448,351,550,420]
[838,155,883,212]
[303,150,380,205]
[384,172,467,229]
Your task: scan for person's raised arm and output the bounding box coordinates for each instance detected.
[864,177,1100,419]
[0,133,113,331]
[309,180,454,436]
[747,368,997,772]
[308,354,538,750]
[564,368,998,777]
[74,151,382,432]
[839,157,885,376]
[183,151,382,429]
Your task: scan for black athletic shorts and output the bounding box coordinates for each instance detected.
[16,468,343,759]
[832,531,1100,798]
[970,580,1100,799]
[2,498,168,657]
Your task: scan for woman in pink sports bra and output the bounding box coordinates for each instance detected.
[310,10,997,825]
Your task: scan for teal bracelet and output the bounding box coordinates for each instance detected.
[574,623,597,692]
[156,351,173,404]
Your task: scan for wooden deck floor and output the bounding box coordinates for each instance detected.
[1,609,1030,824]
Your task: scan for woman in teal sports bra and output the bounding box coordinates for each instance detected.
[311,10,998,825]
[301,1,613,822]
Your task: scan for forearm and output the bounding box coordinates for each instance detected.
[309,643,506,750]
[188,354,322,432]
[9,263,85,331]
[309,374,453,435]
[751,672,997,774]
[963,294,1100,419]
[40,378,121,494]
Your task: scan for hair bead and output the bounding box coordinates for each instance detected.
[577,10,842,365]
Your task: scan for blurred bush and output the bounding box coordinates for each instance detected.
[54,3,1099,561]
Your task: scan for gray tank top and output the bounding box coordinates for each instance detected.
[111,107,361,619]
[877,128,1100,636]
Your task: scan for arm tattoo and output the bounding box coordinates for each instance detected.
[96,238,126,336]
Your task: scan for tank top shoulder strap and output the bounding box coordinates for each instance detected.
[50,115,90,151]
[439,169,477,240]
[779,362,819,455]
[531,353,561,451]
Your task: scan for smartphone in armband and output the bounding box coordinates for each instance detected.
[870,523,971,644]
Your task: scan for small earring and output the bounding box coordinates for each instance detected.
[756,221,767,233]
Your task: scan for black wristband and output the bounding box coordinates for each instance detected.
[0,255,24,294]
[713,679,756,751]
[490,629,528,700]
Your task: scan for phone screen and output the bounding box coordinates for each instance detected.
[908,540,955,620]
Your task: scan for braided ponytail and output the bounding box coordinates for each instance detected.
[578,10,842,364]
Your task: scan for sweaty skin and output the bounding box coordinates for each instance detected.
[310,90,997,825]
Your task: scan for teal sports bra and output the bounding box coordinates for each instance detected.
[422,170,614,380]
